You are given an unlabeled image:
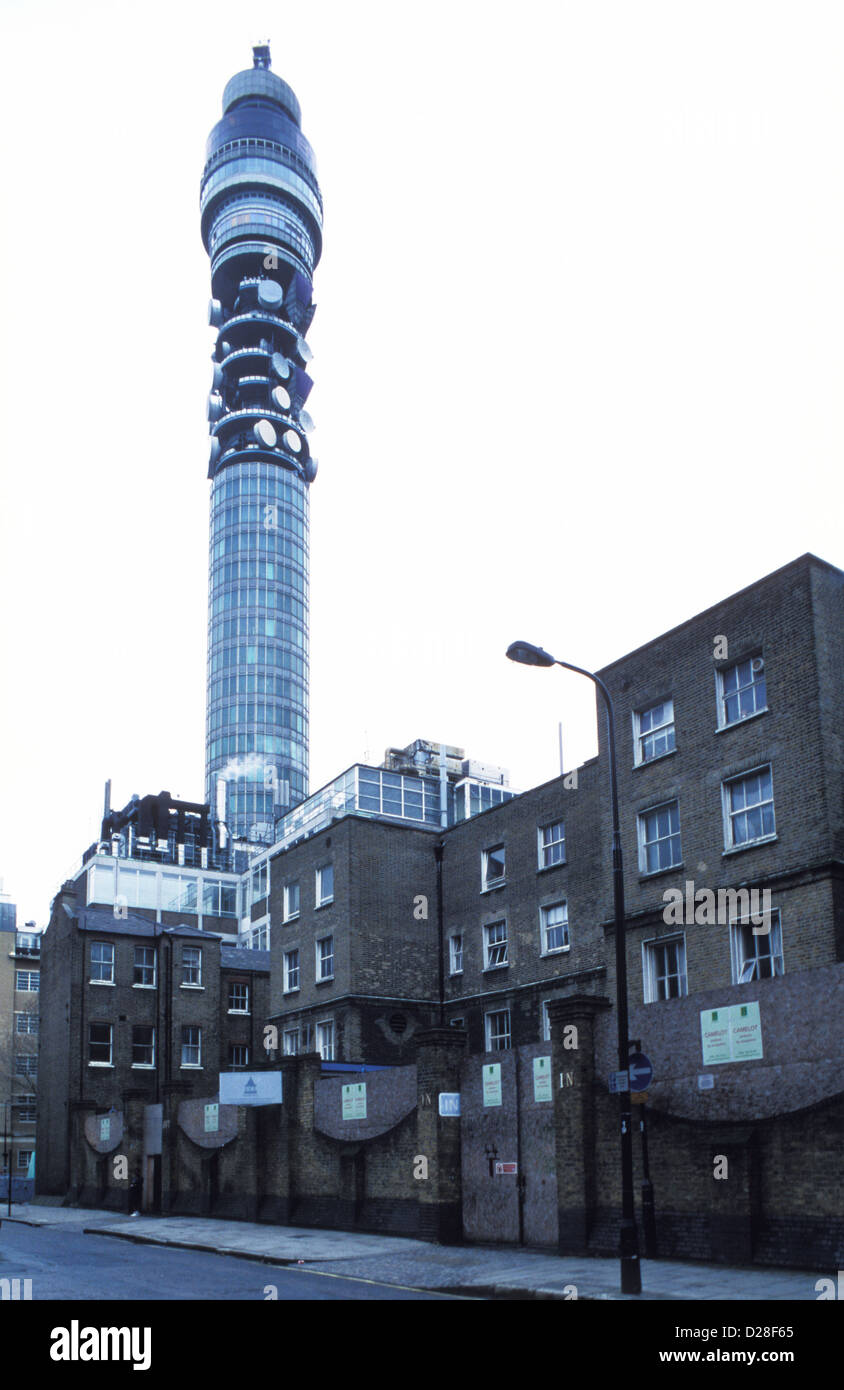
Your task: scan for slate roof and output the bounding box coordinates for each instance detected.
[221,946,270,972]
[73,906,218,941]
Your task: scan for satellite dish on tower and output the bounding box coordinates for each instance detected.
[298,410,315,434]
[257,280,284,310]
[207,393,223,423]
[271,353,291,380]
[296,336,313,363]
[283,429,302,454]
[303,456,318,483]
[208,299,223,327]
[254,419,278,448]
[211,362,224,391]
[271,385,291,412]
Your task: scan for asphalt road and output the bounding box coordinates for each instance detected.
[0,1220,468,1301]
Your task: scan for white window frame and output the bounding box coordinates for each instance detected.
[315,864,334,907]
[283,949,300,993]
[90,940,115,984]
[282,1028,300,1056]
[229,1043,250,1068]
[201,877,239,919]
[722,765,776,851]
[540,901,569,955]
[15,970,39,992]
[730,909,784,983]
[449,934,463,975]
[633,699,676,765]
[16,1150,32,1171]
[15,1055,37,1080]
[481,844,506,891]
[181,1025,202,1068]
[14,1013,38,1035]
[16,1105,36,1124]
[181,946,202,988]
[133,945,156,988]
[131,1025,155,1068]
[637,800,682,875]
[717,656,767,728]
[483,919,508,970]
[88,1021,113,1066]
[316,1019,334,1061]
[642,934,688,1002]
[283,881,300,921]
[316,935,334,982]
[537,821,566,869]
[484,1008,511,1051]
[227,981,250,1014]
[251,861,269,905]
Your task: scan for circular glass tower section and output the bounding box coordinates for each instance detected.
[201,44,322,842]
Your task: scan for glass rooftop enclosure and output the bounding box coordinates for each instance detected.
[69,742,514,942]
[270,756,515,853]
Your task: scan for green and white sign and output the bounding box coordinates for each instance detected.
[483,1063,502,1107]
[701,1002,763,1064]
[730,1002,763,1060]
[204,1103,219,1133]
[99,1117,110,1142]
[533,1056,552,1103]
[342,1082,366,1120]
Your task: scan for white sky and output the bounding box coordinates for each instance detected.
[0,0,842,924]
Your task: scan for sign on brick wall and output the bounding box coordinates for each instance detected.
[342,1082,366,1120]
[483,1063,502,1107]
[204,1104,219,1133]
[700,1002,763,1064]
[533,1056,552,1103]
[219,1072,283,1106]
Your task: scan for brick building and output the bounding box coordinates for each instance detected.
[0,900,40,1191]
[35,554,844,1268]
[37,870,269,1209]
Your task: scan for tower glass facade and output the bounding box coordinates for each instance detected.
[201,45,322,842]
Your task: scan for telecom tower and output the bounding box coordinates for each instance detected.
[201,44,322,842]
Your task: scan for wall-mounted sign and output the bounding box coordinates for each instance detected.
[438,1093,460,1116]
[533,1056,552,1103]
[204,1104,219,1133]
[700,1003,763,1064]
[494,1162,517,1175]
[99,1117,110,1142]
[219,1072,283,1106]
[342,1082,366,1120]
[483,1063,502,1107]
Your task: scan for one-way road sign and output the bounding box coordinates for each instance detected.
[628,1052,653,1092]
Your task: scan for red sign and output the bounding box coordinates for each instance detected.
[494,1162,518,1175]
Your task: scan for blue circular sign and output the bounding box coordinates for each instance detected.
[628,1052,653,1092]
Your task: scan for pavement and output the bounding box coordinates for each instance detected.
[0,1201,821,1300]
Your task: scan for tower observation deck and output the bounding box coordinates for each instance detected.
[201,44,322,843]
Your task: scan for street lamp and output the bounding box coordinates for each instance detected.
[506,639,642,1295]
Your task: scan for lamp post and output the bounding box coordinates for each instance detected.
[3,1098,11,1215]
[505,640,641,1295]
